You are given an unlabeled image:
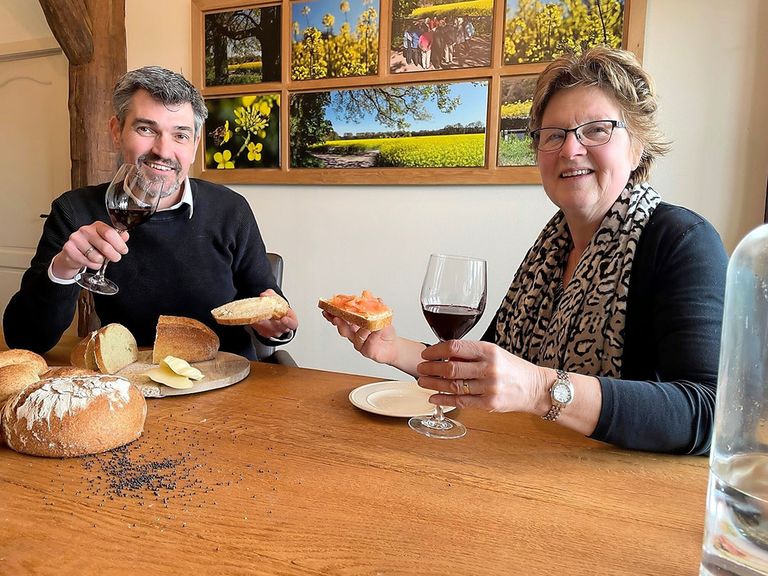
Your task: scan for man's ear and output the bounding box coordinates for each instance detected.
[109,116,121,147]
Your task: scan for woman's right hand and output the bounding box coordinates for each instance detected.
[322,311,401,365]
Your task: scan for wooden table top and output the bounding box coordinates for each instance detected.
[0,363,709,575]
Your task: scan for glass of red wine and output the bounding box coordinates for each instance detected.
[76,163,166,295]
[409,253,487,439]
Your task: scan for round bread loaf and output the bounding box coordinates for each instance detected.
[0,363,40,405]
[1,375,147,457]
[43,366,99,379]
[0,349,48,375]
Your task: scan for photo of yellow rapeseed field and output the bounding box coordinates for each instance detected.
[504,0,624,65]
[498,75,536,166]
[204,7,282,86]
[291,0,380,80]
[290,80,487,168]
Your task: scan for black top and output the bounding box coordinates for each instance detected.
[4,179,288,360]
[482,203,728,454]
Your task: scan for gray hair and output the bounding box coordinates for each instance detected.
[112,66,208,137]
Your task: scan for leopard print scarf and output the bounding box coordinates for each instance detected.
[494,182,660,377]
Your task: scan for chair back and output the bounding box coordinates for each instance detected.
[251,252,284,361]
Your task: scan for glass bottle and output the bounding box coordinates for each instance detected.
[701,224,768,576]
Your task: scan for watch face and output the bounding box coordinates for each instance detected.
[553,382,572,404]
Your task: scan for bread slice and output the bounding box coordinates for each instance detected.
[70,331,99,370]
[211,295,290,325]
[0,349,48,376]
[318,292,393,332]
[152,316,219,364]
[94,323,138,374]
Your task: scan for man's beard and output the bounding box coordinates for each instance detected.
[117,153,184,198]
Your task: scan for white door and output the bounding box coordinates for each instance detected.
[0,41,71,330]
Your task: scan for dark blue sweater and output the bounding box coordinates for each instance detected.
[482,203,728,454]
[4,179,285,360]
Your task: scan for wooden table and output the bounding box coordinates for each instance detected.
[0,363,709,575]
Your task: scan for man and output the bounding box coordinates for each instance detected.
[3,66,298,359]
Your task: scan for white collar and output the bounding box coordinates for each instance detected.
[158,176,194,218]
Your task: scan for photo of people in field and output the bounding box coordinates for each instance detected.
[289,80,487,168]
[497,75,536,166]
[504,0,624,65]
[204,7,281,86]
[204,95,281,170]
[291,0,380,80]
[390,0,492,73]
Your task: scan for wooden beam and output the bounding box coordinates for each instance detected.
[38,0,93,66]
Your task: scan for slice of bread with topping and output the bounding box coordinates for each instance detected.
[94,323,138,374]
[318,290,392,332]
[152,316,219,364]
[211,295,290,325]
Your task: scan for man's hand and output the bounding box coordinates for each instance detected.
[249,289,299,339]
[51,222,129,280]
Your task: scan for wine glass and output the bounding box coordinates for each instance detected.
[77,163,166,296]
[409,253,487,439]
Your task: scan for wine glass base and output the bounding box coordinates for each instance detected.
[76,273,119,296]
[408,415,467,439]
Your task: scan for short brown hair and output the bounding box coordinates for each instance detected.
[528,47,670,182]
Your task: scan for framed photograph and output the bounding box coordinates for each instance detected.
[204,94,281,169]
[291,0,380,80]
[497,75,536,167]
[389,0,492,74]
[290,80,487,168]
[204,6,282,86]
[191,0,646,185]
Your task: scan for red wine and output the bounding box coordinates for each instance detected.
[108,207,153,231]
[423,304,482,341]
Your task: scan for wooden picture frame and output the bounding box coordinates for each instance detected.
[191,0,646,185]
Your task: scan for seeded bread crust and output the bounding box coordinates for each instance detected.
[152,316,220,364]
[318,299,393,332]
[0,349,48,376]
[94,324,138,374]
[211,295,290,325]
[1,375,146,458]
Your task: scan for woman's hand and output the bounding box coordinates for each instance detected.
[51,221,130,280]
[321,311,401,365]
[416,339,551,414]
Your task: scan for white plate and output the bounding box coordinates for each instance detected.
[349,380,456,418]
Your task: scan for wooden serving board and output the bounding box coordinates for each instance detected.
[115,350,251,398]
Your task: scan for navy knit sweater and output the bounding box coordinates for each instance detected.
[4,179,286,359]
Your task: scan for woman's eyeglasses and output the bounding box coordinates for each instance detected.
[530,120,627,152]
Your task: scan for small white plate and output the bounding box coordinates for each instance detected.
[349,380,456,418]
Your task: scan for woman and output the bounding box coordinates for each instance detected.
[323,47,727,454]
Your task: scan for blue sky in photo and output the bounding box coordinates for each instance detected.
[292,0,378,33]
[325,81,488,135]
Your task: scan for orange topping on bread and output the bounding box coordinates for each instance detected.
[328,290,391,316]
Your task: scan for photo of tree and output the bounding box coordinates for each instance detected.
[390,0,492,73]
[498,75,536,166]
[204,94,281,170]
[504,0,624,65]
[290,80,487,168]
[204,7,281,86]
[291,0,380,80]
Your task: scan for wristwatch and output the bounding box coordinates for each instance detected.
[542,369,574,422]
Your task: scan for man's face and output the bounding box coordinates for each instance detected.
[110,89,200,206]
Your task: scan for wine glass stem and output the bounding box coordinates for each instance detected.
[433,402,446,422]
[94,260,109,280]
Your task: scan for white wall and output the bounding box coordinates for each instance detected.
[6,0,766,379]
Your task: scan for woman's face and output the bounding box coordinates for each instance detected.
[536,85,642,226]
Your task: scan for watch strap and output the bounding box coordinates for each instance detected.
[542,369,571,422]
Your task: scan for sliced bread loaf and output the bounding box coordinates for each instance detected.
[211,295,290,325]
[70,331,99,370]
[152,316,219,364]
[94,323,138,374]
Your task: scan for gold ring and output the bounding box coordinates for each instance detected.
[462,379,471,395]
[83,247,95,258]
